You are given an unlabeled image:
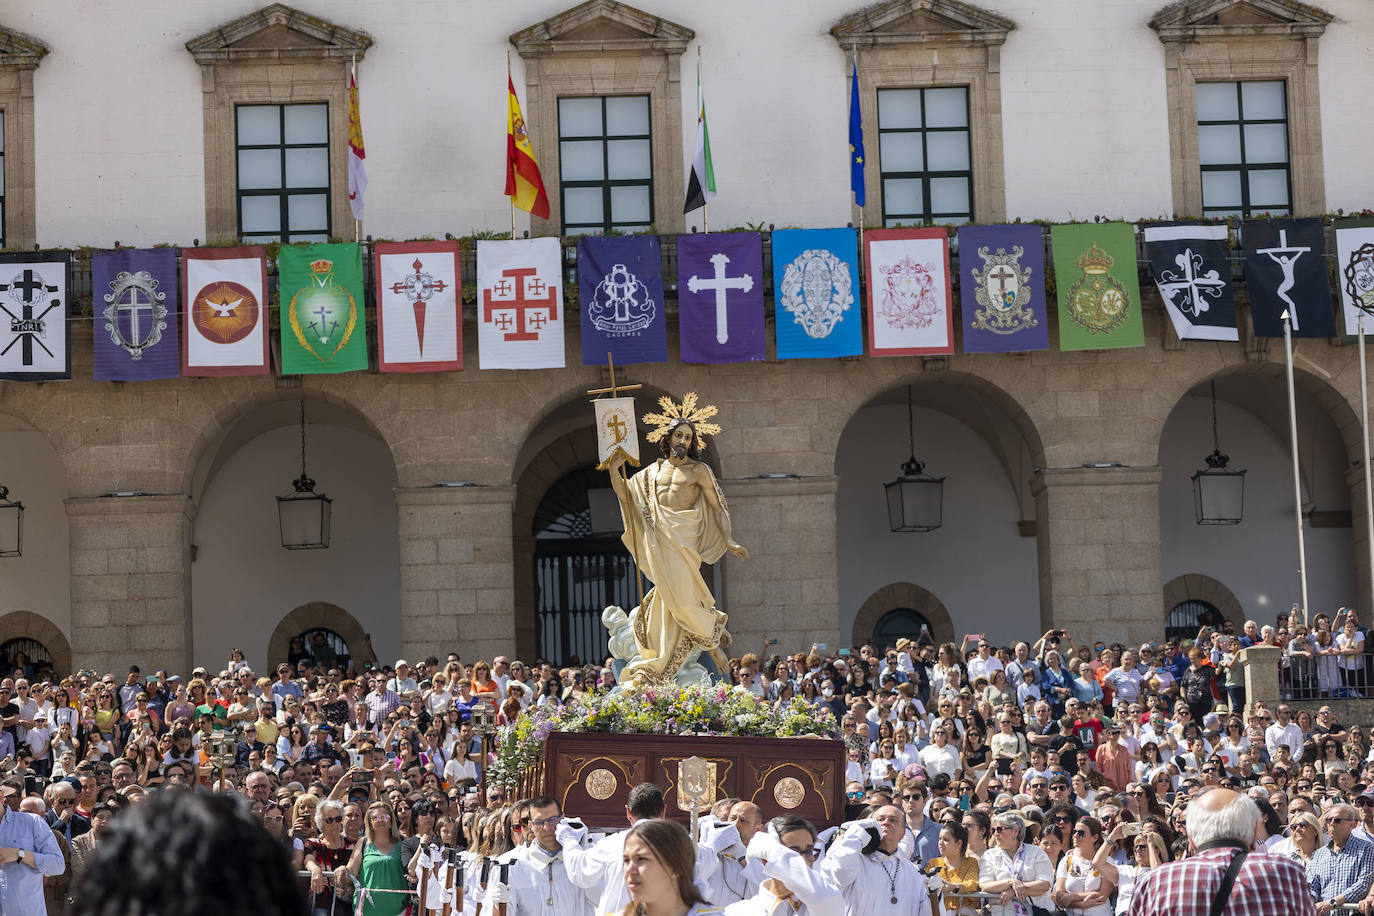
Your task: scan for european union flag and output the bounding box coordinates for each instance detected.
[849,61,865,207]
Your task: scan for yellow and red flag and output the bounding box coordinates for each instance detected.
[347,63,366,221]
[506,73,550,219]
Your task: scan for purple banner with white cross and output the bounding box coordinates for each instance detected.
[92,248,181,380]
[677,232,766,364]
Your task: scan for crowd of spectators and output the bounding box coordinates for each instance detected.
[1,605,1373,915]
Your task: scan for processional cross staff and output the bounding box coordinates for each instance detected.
[587,352,645,611]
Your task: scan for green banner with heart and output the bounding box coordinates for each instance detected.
[279,242,367,374]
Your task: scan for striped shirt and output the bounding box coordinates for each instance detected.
[1128,847,1314,916]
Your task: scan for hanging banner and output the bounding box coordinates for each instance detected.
[578,235,667,366]
[92,248,180,381]
[182,247,269,377]
[678,232,765,364]
[477,238,564,370]
[1243,218,1335,339]
[0,253,70,381]
[279,242,368,375]
[864,227,953,356]
[1334,219,1374,337]
[1050,222,1144,351]
[956,224,1048,354]
[771,228,863,360]
[1143,224,1237,342]
[375,240,462,373]
[593,396,641,470]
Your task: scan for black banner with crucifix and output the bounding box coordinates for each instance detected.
[0,252,71,381]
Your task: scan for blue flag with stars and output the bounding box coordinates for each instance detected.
[849,61,865,206]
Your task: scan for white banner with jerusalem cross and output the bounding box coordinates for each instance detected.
[477,238,565,369]
[593,396,640,471]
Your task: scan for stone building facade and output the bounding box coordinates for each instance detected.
[1,0,1372,675]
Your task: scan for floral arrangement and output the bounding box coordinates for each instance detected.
[486,684,839,789]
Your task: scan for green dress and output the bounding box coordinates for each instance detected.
[355,841,409,916]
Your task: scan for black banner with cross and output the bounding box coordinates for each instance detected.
[0,252,71,381]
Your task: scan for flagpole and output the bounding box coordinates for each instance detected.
[352,54,361,244]
[699,46,708,234]
[1282,309,1311,623]
[508,50,517,240]
[1360,314,1374,613]
[856,50,864,254]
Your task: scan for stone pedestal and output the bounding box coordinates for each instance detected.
[1031,466,1163,646]
[65,494,193,674]
[395,485,516,664]
[1237,644,1283,721]
[720,475,841,654]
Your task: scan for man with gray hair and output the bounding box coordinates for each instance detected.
[1308,802,1374,914]
[1129,788,1313,915]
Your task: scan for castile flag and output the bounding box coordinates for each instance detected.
[506,73,550,219]
[347,63,366,221]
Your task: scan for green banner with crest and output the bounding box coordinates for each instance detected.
[1051,222,1144,351]
[279,242,367,374]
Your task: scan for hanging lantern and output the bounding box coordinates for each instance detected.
[0,485,23,557]
[884,385,944,532]
[277,399,332,549]
[1191,380,1245,525]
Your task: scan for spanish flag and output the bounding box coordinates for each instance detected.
[506,74,550,219]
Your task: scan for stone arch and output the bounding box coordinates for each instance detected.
[1161,574,1245,636]
[184,387,396,505]
[0,611,72,676]
[851,583,954,649]
[266,602,367,672]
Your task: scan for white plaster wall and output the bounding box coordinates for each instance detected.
[13,0,1374,246]
[836,403,1039,645]
[0,427,70,638]
[1159,393,1356,624]
[191,422,400,672]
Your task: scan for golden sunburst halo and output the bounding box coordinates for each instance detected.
[643,392,722,444]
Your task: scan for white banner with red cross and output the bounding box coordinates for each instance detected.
[476,238,565,369]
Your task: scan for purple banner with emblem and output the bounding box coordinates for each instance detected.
[92,248,181,381]
[578,235,667,366]
[677,232,766,364]
[957,224,1048,354]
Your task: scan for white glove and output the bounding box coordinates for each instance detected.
[846,817,882,834]
[555,818,588,848]
[483,881,512,906]
[700,819,743,853]
[926,874,945,894]
[746,828,786,864]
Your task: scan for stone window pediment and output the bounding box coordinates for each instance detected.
[831,0,1014,49]
[186,3,372,62]
[1149,0,1332,42]
[187,4,372,242]
[832,0,1013,225]
[0,24,45,249]
[510,0,694,234]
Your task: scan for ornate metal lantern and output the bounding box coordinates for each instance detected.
[884,385,944,532]
[1191,380,1246,525]
[0,485,23,557]
[278,399,331,549]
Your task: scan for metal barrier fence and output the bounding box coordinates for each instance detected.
[1281,652,1370,701]
[939,889,1003,914]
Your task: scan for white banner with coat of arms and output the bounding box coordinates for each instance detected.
[593,396,640,470]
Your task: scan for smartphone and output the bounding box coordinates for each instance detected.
[1122,823,1142,836]
[353,771,372,786]
[996,757,1013,776]
[816,643,828,652]
[958,794,971,811]
[767,638,779,646]
[838,648,851,657]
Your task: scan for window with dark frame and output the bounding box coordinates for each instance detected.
[557,95,653,236]
[877,87,973,227]
[235,103,331,244]
[1196,80,1292,219]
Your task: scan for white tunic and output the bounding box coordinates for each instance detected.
[501,843,594,916]
[700,819,763,905]
[723,844,844,916]
[815,822,930,916]
[564,823,721,915]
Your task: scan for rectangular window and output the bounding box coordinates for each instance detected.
[235,103,330,243]
[0,110,6,248]
[1196,80,1291,218]
[877,86,972,227]
[558,95,653,235]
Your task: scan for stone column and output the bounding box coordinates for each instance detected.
[720,475,841,654]
[65,494,193,674]
[395,485,516,664]
[1031,466,1163,646]
[1236,645,1283,721]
